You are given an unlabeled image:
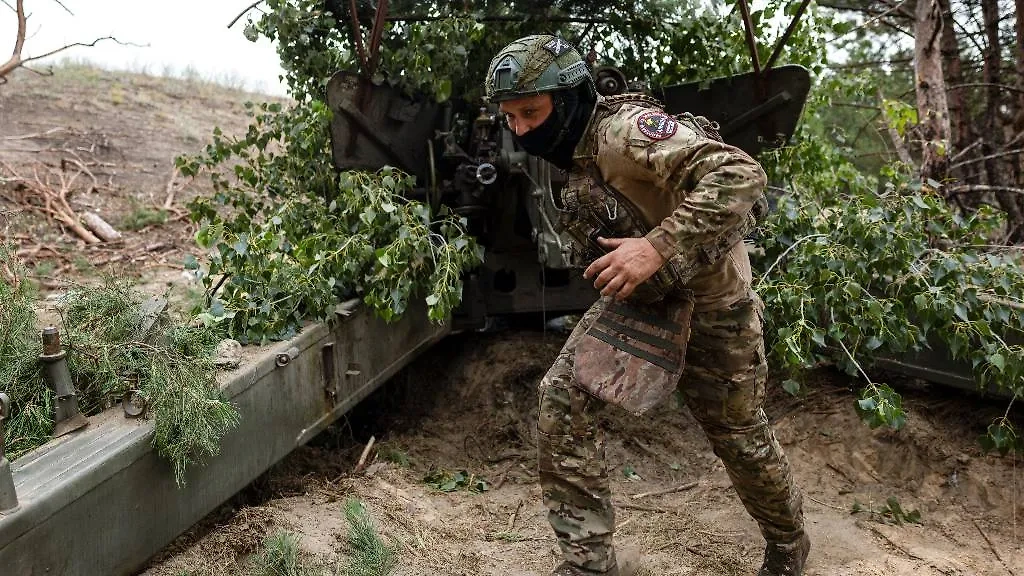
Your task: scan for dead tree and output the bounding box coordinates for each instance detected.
[1,0,121,81]
[0,0,27,78]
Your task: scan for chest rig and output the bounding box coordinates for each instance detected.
[558,94,768,304]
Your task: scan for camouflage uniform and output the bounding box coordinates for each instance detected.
[485,35,807,575]
[537,98,806,574]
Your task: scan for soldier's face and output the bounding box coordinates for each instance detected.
[499,93,554,137]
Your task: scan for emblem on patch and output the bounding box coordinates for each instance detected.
[637,112,678,140]
[543,37,572,56]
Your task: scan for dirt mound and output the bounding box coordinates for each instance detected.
[142,329,1023,576]
[1,65,286,311]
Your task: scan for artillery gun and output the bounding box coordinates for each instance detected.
[326,62,812,326]
[0,7,824,574]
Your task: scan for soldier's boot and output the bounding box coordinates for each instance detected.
[551,562,613,576]
[615,546,641,576]
[551,547,641,576]
[757,533,810,576]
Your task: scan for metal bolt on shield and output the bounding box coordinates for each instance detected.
[40,327,89,438]
[275,346,301,367]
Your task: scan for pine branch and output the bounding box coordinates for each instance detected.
[0,255,238,484]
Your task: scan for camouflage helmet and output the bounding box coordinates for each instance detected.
[484,34,593,102]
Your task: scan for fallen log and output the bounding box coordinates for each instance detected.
[81,212,122,242]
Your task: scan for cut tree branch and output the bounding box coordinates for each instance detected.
[948,82,1024,95]
[0,160,102,244]
[228,1,265,29]
[948,184,1024,196]
[950,148,1024,170]
[18,36,123,68]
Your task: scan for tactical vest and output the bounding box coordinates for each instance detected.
[558,94,769,304]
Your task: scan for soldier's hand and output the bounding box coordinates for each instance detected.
[583,237,667,301]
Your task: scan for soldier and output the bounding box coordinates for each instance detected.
[483,35,810,576]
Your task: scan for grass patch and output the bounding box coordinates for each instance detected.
[377,444,411,468]
[486,530,527,543]
[342,499,397,576]
[120,206,168,231]
[72,255,93,272]
[247,531,316,576]
[32,259,57,277]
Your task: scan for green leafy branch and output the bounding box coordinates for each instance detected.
[758,138,1024,449]
[979,395,1021,456]
[179,100,482,344]
[852,496,922,526]
[423,468,489,493]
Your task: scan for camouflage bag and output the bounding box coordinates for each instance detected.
[574,296,694,415]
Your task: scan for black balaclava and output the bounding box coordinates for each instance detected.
[513,83,597,170]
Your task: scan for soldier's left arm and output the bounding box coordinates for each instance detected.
[608,113,767,276]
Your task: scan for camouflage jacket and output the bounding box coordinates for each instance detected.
[568,94,768,312]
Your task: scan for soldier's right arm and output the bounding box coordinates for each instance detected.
[597,105,767,282]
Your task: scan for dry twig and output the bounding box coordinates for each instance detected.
[806,494,849,512]
[163,165,180,209]
[1,0,133,80]
[62,155,101,194]
[973,519,1015,576]
[355,435,376,473]
[2,127,68,141]
[507,499,523,531]
[630,481,698,500]
[0,160,101,244]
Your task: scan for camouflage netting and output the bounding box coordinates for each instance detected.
[0,243,52,458]
[0,244,238,485]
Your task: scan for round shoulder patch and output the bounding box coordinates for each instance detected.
[636,111,678,141]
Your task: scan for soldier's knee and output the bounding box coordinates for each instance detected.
[539,353,579,436]
[539,382,571,437]
[704,417,775,461]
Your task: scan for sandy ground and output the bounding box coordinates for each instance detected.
[141,330,1024,576]
[2,66,1022,576]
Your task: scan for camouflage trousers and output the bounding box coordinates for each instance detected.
[537,294,804,573]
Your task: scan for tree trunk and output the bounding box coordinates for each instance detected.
[1014,0,1024,186]
[914,0,951,183]
[980,0,1023,237]
[938,0,973,183]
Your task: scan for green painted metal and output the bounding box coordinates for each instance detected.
[0,302,448,575]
